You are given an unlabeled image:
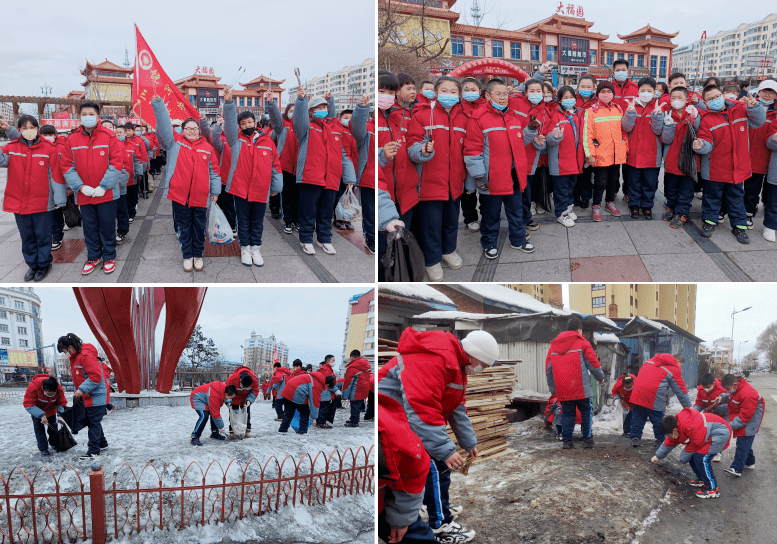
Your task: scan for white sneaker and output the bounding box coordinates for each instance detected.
[534,205,545,215]
[530,202,537,216]
[63,224,71,231]
[425,263,444,282]
[240,246,253,266]
[433,521,475,542]
[193,257,204,271]
[442,251,463,269]
[251,245,264,266]
[566,205,577,220]
[695,192,703,200]
[467,221,480,232]
[557,212,575,228]
[764,227,776,242]
[713,453,722,463]
[183,258,193,272]
[315,240,336,254]
[301,243,316,255]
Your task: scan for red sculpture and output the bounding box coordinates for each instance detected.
[72,287,207,394]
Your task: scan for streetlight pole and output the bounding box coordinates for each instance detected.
[730,306,752,373]
[738,340,750,371]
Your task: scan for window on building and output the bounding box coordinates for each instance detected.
[628,54,635,66]
[1,337,9,345]
[617,53,625,60]
[531,44,540,61]
[19,339,28,347]
[638,54,645,67]
[592,284,605,290]
[239,97,244,106]
[16,315,25,322]
[630,296,634,306]
[0,298,4,306]
[0,311,5,319]
[659,56,667,79]
[246,97,252,107]
[547,45,558,62]
[492,40,503,58]
[189,95,196,105]
[511,42,521,59]
[18,327,26,335]
[606,52,614,65]
[451,36,464,56]
[472,38,485,57]
[592,297,606,308]
[14,301,23,309]
[590,49,597,64]
[650,55,658,78]
[0,324,7,332]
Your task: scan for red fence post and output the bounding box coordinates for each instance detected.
[89,462,106,544]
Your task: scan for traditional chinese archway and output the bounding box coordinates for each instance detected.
[448,59,530,81]
[73,287,207,394]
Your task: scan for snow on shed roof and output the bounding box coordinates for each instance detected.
[379,285,455,306]
[450,284,572,315]
[594,333,621,343]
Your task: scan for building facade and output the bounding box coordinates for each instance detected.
[243,331,288,380]
[174,73,285,122]
[342,290,375,369]
[0,288,43,383]
[0,103,12,123]
[81,59,133,117]
[302,58,375,113]
[672,13,777,82]
[502,284,563,309]
[569,284,696,334]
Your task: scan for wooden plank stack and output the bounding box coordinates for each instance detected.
[377,338,398,371]
[448,365,517,465]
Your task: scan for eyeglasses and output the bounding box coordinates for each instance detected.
[183,126,199,132]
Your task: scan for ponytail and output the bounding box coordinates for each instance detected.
[57,333,83,355]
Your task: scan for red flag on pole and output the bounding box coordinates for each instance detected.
[132,24,199,128]
[273,345,278,364]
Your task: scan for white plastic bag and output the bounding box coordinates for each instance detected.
[207,201,234,245]
[335,187,362,222]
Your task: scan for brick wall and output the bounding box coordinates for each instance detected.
[430,286,485,314]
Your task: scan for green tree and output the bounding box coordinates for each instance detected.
[182,325,219,371]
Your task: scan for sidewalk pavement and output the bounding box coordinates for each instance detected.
[429,172,775,283]
[0,168,374,283]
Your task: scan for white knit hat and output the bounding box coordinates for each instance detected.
[461,330,499,367]
[757,80,777,93]
[308,97,327,109]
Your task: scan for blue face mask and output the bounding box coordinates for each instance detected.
[759,98,774,106]
[81,115,98,128]
[561,98,577,110]
[527,93,543,105]
[437,95,460,108]
[118,136,125,141]
[174,127,182,134]
[491,102,507,112]
[614,71,628,82]
[422,89,436,99]
[463,91,480,102]
[707,97,725,111]
[579,89,594,99]
[313,110,328,119]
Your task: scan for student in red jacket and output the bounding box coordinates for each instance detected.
[572,75,600,209]
[612,374,636,436]
[379,329,498,542]
[223,87,283,267]
[279,370,324,434]
[112,124,135,245]
[377,392,436,544]
[124,123,149,200]
[350,95,377,255]
[407,77,467,281]
[57,333,109,460]
[630,353,692,448]
[293,86,356,256]
[622,77,675,219]
[225,365,259,437]
[151,95,221,272]
[318,355,336,379]
[719,374,766,476]
[23,374,68,456]
[652,408,732,499]
[61,102,125,275]
[544,395,582,438]
[745,80,777,228]
[693,373,728,419]
[545,317,604,449]
[459,78,486,232]
[39,123,72,252]
[545,87,586,227]
[0,115,67,282]
[269,362,288,419]
[189,381,237,446]
[332,107,358,231]
[268,102,299,234]
[612,59,640,198]
[343,350,373,427]
[464,78,540,261]
[692,85,766,244]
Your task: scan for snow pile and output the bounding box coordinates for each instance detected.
[632,489,672,541]
[456,284,572,315]
[594,332,621,344]
[379,284,455,306]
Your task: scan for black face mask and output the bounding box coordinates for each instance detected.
[242,127,255,137]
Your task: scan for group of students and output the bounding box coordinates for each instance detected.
[546,316,765,501]
[376,59,777,281]
[0,83,377,280]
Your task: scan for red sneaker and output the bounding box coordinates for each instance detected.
[605,201,621,217]
[82,259,102,275]
[592,205,603,222]
[695,488,720,499]
[103,260,116,274]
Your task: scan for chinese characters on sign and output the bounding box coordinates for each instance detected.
[556,2,584,17]
[195,66,215,75]
[559,36,590,66]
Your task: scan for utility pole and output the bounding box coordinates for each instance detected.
[124,47,130,69]
[471,0,483,26]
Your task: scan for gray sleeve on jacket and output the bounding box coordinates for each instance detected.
[293,96,310,141]
[546,130,563,147]
[268,102,284,136]
[6,126,20,140]
[341,147,356,184]
[379,148,390,168]
[655,442,674,460]
[151,98,175,151]
[678,447,693,464]
[709,422,731,453]
[650,108,665,136]
[327,96,336,118]
[222,100,239,149]
[378,188,400,230]
[661,121,675,146]
[141,135,151,153]
[208,162,221,196]
[696,140,713,155]
[384,489,424,530]
[407,138,435,163]
[132,153,143,177]
[767,132,777,151]
[667,375,692,408]
[622,109,637,132]
[97,165,120,191]
[63,163,84,192]
[448,403,477,451]
[523,125,539,146]
[270,163,283,194]
[351,104,369,143]
[546,360,556,395]
[746,103,766,129]
[199,119,212,142]
[401,392,456,462]
[211,124,224,154]
[25,406,46,419]
[49,166,67,207]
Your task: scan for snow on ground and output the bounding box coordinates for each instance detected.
[0,394,374,543]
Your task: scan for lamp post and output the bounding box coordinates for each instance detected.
[729,306,752,373]
[738,340,750,371]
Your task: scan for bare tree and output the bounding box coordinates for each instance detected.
[379,0,451,68]
[756,321,777,372]
[181,325,219,371]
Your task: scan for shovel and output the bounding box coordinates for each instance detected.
[294,67,302,88]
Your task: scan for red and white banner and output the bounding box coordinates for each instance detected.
[273,345,278,364]
[132,24,199,128]
[52,110,70,120]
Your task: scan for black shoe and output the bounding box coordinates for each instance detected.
[582,438,596,449]
[630,208,640,219]
[701,222,715,238]
[40,449,51,457]
[284,224,293,234]
[116,232,126,245]
[24,268,36,282]
[631,437,640,447]
[662,207,674,221]
[653,439,661,448]
[366,239,375,254]
[670,214,687,229]
[344,421,360,427]
[484,247,499,260]
[510,242,535,253]
[643,208,653,220]
[51,240,62,251]
[34,264,52,282]
[79,453,100,461]
[562,441,574,449]
[525,220,540,231]
[271,212,282,220]
[622,431,630,437]
[191,437,203,446]
[579,200,590,210]
[732,228,750,244]
[746,213,754,229]
[128,217,135,224]
[292,223,300,232]
[210,432,225,441]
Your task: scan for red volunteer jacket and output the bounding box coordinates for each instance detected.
[406,101,467,201]
[748,106,776,174]
[121,138,140,183]
[630,353,690,412]
[279,118,299,174]
[318,362,335,379]
[695,379,727,411]
[378,104,420,214]
[23,374,68,418]
[270,367,291,398]
[612,78,639,110]
[545,331,604,402]
[69,343,107,408]
[727,379,766,437]
[126,135,148,168]
[664,108,701,176]
[508,95,548,175]
[461,97,486,118]
[611,374,637,410]
[190,381,230,421]
[60,124,124,205]
[544,106,586,176]
[337,121,358,172]
[1,136,66,214]
[544,395,581,425]
[624,101,666,168]
[225,365,260,406]
[697,102,763,183]
[227,130,281,203]
[165,132,220,208]
[343,356,372,401]
[662,407,731,455]
[280,371,324,408]
[576,94,599,111]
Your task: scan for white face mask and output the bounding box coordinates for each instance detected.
[21,129,38,141]
[623,386,632,391]
[464,363,483,376]
[43,135,56,143]
[639,91,654,104]
[724,93,737,101]
[703,386,714,393]
[670,100,686,110]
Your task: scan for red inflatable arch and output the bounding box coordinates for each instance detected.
[448,59,530,81]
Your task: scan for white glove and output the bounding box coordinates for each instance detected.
[685,105,698,118]
[663,110,675,126]
[219,427,229,437]
[335,390,342,397]
[245,400,251,407]
[91,186,106,198]
[80,185,95,197]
